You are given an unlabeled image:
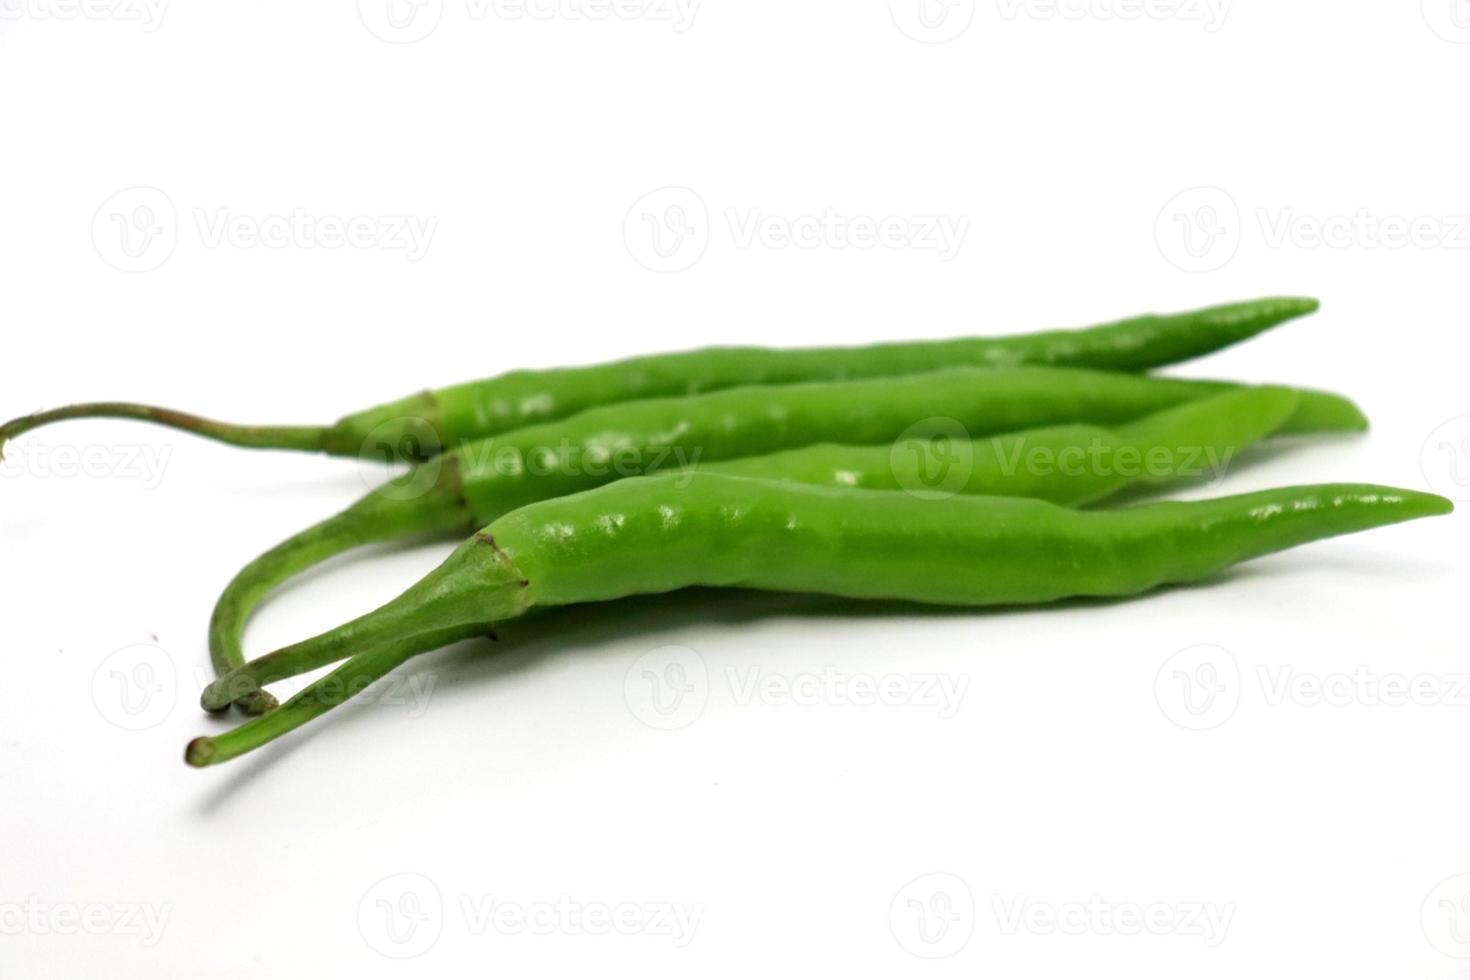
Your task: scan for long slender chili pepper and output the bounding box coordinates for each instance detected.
[703,386,1300,504]
[1,298,1318,459]
[188,477,1450,764]
[205,374,1356,712]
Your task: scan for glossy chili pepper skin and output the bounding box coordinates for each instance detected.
[703,386,1300,506]
[499,479,1451,608]
[1,297,1319,458]
[449,367,1357,516]
[190,476,1450,755]
[205,377,1339,712]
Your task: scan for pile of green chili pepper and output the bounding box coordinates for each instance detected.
[0,298,1450,767]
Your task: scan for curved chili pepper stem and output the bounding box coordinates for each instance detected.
[187,625,487,768]
[200,532,529,711]
[206,515,372,715]
[0,402,330,457]
[205,457,476,714]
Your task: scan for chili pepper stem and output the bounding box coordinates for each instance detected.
[206,515,372,715]
[200,532,531,711]
[188,625,486,767]
[0,403,333,458]
[206,458,476,714]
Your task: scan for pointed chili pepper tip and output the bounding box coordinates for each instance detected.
[185,737,218,768]
[1417,492,1455,517]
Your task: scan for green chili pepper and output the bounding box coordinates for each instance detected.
[703,385,1301,504]
[206,374,1359,713]
[188,476,1450,765]
[0,297,1318,459]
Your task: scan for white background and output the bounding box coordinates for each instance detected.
[2,2,1468,977]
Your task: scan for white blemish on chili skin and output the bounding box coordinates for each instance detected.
[719,504,751,523]
[595,513,627,535]
[519,393,556,418]
[658,505,681,529]
[543,522,578,542]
